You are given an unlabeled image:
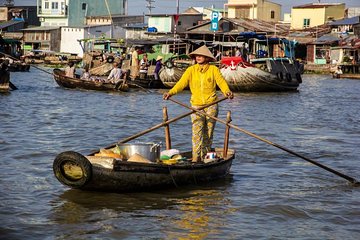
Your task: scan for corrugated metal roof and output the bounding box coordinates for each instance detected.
[293,3,344,9]
[22,26,60,31]
[122,23,147,29]
[0,20,24,29]
[328,16,360,26]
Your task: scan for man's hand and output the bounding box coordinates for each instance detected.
[226,91,234,99]
[163,92,171,100]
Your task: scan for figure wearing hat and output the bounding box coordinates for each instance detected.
[154,55,163,80]
[163,45,234,162]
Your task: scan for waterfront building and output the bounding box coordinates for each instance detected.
[291,3,345,30]
[37,0,126,27]
[184,7,227,20]
[225,0,281,22]
[0,3,40,55]
[23,0,128,55]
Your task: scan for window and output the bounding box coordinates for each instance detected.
[178,21,182,26]
[271,11,275,19]
[82,3,87,10]
[44,1,49,9]
[52,2,59,9]
[303,18,310,28]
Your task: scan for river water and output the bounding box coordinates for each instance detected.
[1,69,359,239]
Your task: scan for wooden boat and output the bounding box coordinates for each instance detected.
[21,50,81,66]
[53,68,129,92]
[7,62,30,72]
[53,147,235,192]
[158,59,192,88]
[0,56,30,72]
[0,65,10,92]
[121,60,165,89]
[158,57,302,92]
[159,34,303,92]
[0,78,10,92]
[220,57,302,92]
[333,73,360,79]
[53,100,235,192]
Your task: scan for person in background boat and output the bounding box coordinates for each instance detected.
[241,43,248,61]
[154,55,163,80]
[215,50,222,61]
[333,66,343,78]
[235,47,242,57]
[139,53,150,79]
[130,47,139,80]
[65,61,76,78]
[81,66,91,80]
[163,45,234,163]
[108,62,127,84]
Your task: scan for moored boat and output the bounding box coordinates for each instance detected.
[159,33,304,92]
[158,58,193,88]
[220,56,302,92]
[0,78,10,92]
[53,68,129,92]
[333,73,360,79]
[0,63,10,92]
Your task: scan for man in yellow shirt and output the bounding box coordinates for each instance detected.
[163,45,233,162]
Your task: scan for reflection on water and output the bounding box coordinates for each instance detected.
[1,71,360,239]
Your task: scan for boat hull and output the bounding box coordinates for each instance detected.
[158,58,302,92]
[333,73,360,79]
[53,149,235,192]
[221,64,300,92]
[53,68,128,92]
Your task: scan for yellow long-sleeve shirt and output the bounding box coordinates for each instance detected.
[168,63,231,106]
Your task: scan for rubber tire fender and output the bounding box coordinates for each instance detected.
[277,72,284,81]
[53,151,92,188]
[107,56,115,63]
[285,73,292,82]
[295,73,302,83]
[165,61,174,69]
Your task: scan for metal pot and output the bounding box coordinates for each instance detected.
[117,143,161,162]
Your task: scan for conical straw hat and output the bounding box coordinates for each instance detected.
[189,45,216,62]
[156,55,163,61]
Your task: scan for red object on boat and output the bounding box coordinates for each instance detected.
[221,57,245,66]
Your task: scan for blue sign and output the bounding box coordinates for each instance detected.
[210,11,219,31]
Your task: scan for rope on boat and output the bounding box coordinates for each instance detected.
[168,166,179,188]
[191,164,198,185]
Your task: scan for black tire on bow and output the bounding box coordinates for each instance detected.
[277,72,284,81]
[107,56,115,63]
[165,61,174,69]
[295,73,302,83]
[285,73,292,82]
[53,151,92,188]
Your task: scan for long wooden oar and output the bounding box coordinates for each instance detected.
[30,64,54,75]
[88,96,228,155]
[169,97,360,185]
[127,82,151,93]
[9,81,18,90]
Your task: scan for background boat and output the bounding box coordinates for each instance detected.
[53,68,128,92]
[159,33,304,92]
[220,56,302,92]
[158,56,192,88]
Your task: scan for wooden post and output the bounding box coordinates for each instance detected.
[223,111,232,158]
[163,107,171,150]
